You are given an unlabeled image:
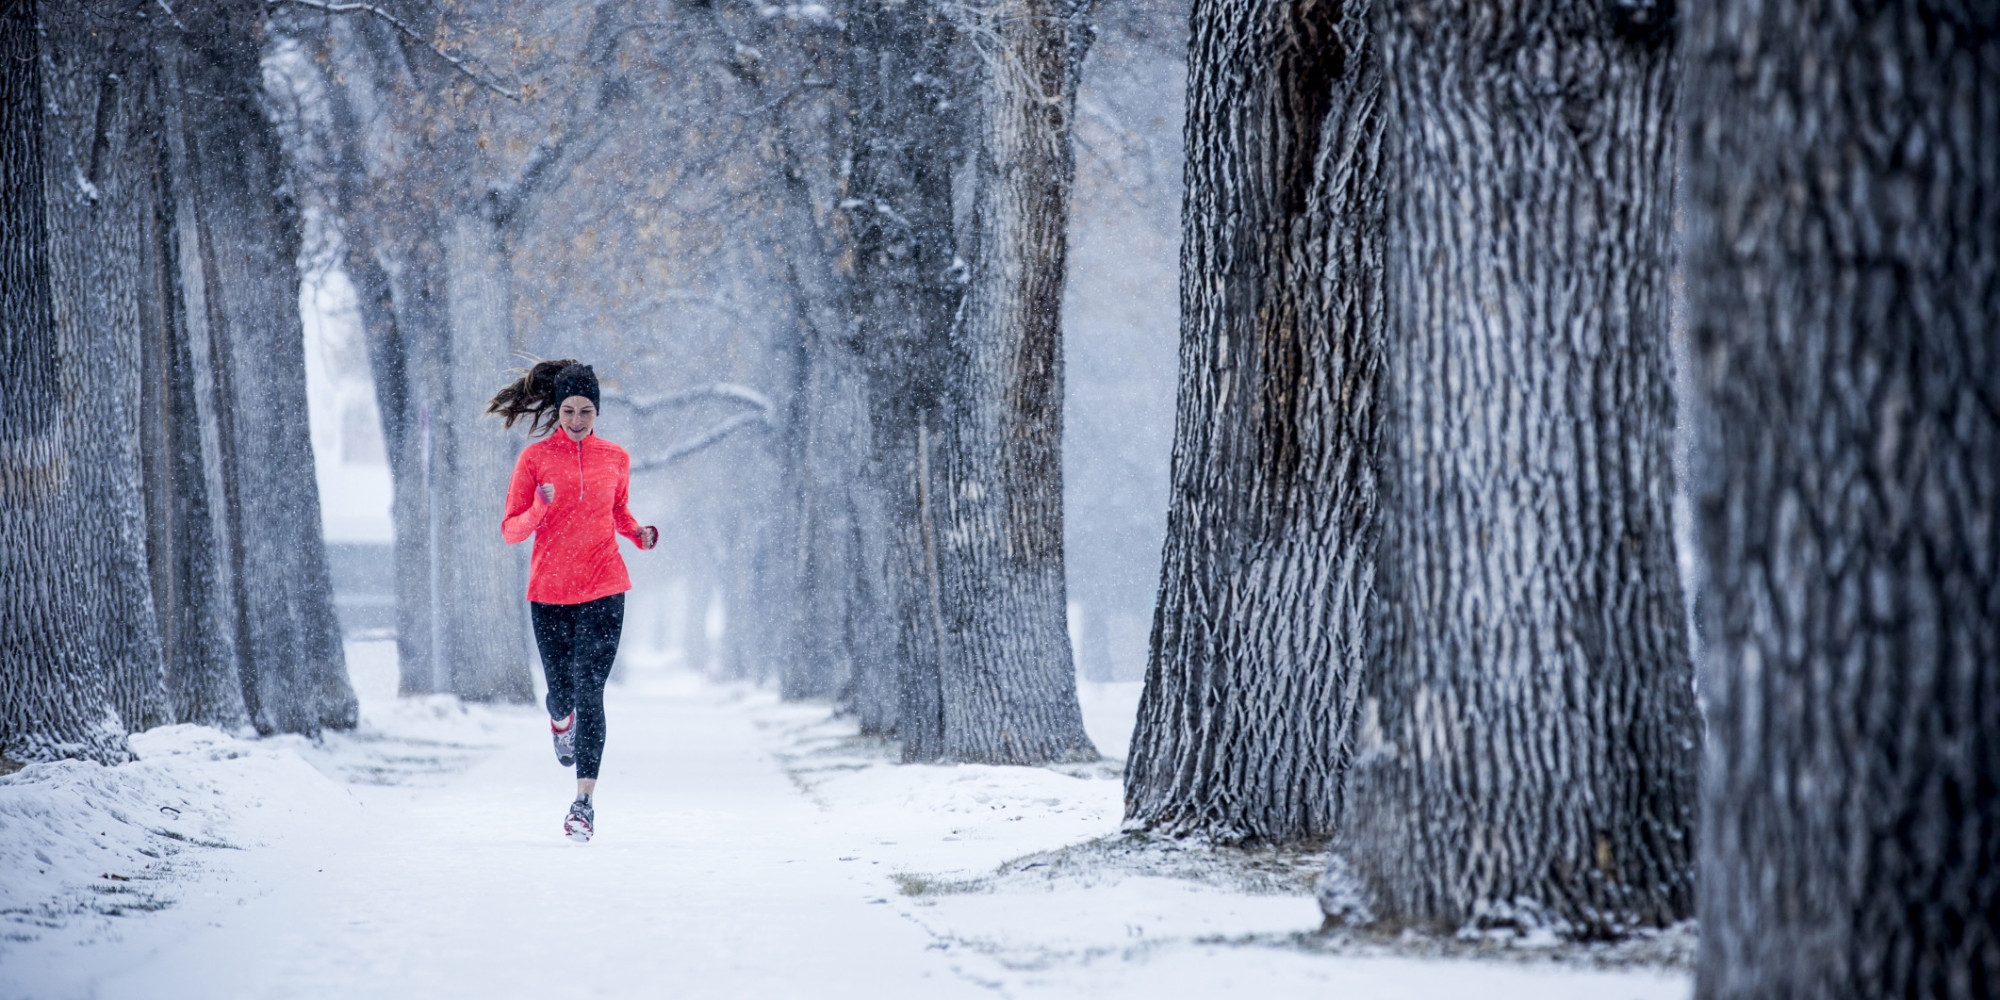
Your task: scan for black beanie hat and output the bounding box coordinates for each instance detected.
[549,363,600,410]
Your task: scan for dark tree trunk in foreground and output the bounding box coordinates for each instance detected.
[38,0,174,743]
[0,0,137,764]
[1125,0,1383,841]
[1685,1,1999,994]
[925,0,1097,764]
[1333,0,1697,935]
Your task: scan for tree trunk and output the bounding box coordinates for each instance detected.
[839,0,969,760]
[1125,0,1384,842]
[340,217,448,699]
[140,47,247,729]
[438,210,533,703]
[0,0,136,765]
[922,0,1096,765]
[383,241,453,697]
[313,15,452,697]
[38,0,174,742]
[1684,1,1999,994]
[1076,603,1115,683]
[733,3,890,711]
[785,353,890,712]
[164,0,356,733]
[1333,0,1696,935]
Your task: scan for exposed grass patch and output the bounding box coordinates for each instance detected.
[890,871,989,897]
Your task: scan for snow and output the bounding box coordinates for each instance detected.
[0,642,1692,999]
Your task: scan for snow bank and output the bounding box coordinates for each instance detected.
[0,641,507,972]
[0,725,352,953]
[738,680,1693,999]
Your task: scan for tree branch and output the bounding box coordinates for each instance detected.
[268,0,520,101]
[630,411,771,474]
[601,382,776,419]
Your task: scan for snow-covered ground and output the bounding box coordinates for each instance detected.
[1,644,1692,999]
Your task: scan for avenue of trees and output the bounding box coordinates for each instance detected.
[2,0,354,765]
[1,0,1990,991]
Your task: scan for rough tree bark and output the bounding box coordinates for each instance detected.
[1332,0,1697,935]
[1124,0,1383,842]
[39,0,175,742]
[919,0,1098,764]
[1684,0,1998,994]
[0,0,136,765]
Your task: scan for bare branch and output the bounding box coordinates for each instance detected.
[630,411,771,474]
[602,382,776,419]
[268,0,520,101]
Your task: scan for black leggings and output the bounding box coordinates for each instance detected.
[530,593,625,780]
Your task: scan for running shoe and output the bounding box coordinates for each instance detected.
[551,713,576,767]
[564,797,594,843]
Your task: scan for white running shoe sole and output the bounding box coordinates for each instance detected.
[564,814,593,843]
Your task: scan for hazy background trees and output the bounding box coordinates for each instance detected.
[274,0,1185,761]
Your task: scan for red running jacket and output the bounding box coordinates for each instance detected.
[501,432,646,605]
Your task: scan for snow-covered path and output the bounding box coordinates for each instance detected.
[3,645,1693,999]
[59,678,980,999]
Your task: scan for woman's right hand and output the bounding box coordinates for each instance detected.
[537,483,555,505]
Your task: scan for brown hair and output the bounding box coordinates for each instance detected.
[485,358,581,436]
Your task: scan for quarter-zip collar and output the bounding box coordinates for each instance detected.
[555,430,594,501]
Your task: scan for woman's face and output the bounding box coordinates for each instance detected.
[558,396,597,440]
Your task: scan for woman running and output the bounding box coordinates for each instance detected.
[489,360,656,843]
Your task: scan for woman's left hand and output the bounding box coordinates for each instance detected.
[638,526,658,550]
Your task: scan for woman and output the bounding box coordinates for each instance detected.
[489,360,657,843]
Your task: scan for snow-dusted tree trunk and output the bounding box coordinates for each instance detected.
[438,210,533,703]
[924,0,1098,765]
[0,0,141,765]
[37,0,175,743]
[1684,1,1999,994]
[1124,0,1383,842]
[143,41,248,730]
[1332,0,1697,935]
[840,0,969,758]
[162,0,355,733]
